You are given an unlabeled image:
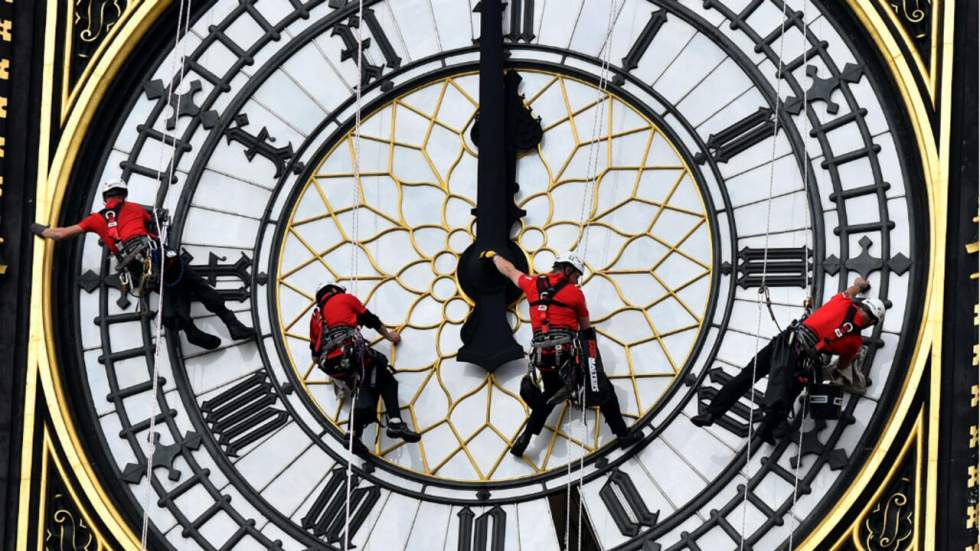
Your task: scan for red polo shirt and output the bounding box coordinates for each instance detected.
[803,292,863,361]
[518,273,589,332]
[77,199,152,253]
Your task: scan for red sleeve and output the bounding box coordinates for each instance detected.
[517,275,534,294]
[347,294,368,315]
[573,288,589,319]
[77,212,101,233]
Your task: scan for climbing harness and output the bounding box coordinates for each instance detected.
[139,0,193,548]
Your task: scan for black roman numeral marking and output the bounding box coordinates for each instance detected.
[694,107,775,164]
[547,486,602,551]
[200,370,290,457]
[457,506,506,551]
[697,367,764,438]
[505,0,535,43]
[612,9,667,85]
[600,469,660,537]
[302,467,381,545]
[362,8,401,71]
[728,246,812,289]
[332,10,400,91]
[183,251,268,302]
[223,113,306,178]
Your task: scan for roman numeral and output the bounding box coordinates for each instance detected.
[362,8,401,71]
[302,467,381,545]
[694,107,775,164]
[612,9,667,85]
[457,506,506,551]
[332,11,400,91]
[200,370,290,457]
[547,486,601,551]
[599,469,660,537]
[223,113,306,178]
[182,251,268,302]
[725,246,812,289]
[505,0,535,43]
[697,367,764,438]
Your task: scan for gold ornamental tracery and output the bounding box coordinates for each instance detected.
[275,70,714,483]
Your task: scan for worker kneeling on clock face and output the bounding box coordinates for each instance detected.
[309,280,421,457]
[691,276,885,444]
[31,179,254,350]
[484,250,642,457]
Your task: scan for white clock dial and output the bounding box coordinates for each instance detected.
[56,0,925,549]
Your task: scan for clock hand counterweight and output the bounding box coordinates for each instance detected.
[456,0,541,372]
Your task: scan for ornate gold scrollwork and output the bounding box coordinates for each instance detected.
[74,0,125,50]
[861,481,914,550]
[888,0,929,25]
[45,493,97,551]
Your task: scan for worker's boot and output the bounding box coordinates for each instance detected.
[690,412,717,427]
[217,309,255,341]
[509,429,533,457]
[386,419,421,443]
[183,322,221,350]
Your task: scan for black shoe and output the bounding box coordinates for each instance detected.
[772,419,793,441]
[510,430,533,457]
[691,412,716,427]
[617,431,642,449]
[219,311,255,341]
[386,419,421,443]
[184,324,221,350]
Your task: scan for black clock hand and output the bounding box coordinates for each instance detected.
[456,0,541,372]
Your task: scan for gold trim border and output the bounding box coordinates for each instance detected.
[17,1,951,549]
[17,1,172,549]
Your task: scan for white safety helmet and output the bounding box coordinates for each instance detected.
[317,278,345,294]
[859,297,885,324]
[101,179,128,196]
[553,251,585,275]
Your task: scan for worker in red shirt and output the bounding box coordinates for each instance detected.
[691,276,885,443]
[31,180,254,349]
[309,279,420,456]
[487,251,641,457]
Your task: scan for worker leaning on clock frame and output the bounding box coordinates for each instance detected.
[31,179,255,350]
[484,250,643,457]
[309,279,421,457]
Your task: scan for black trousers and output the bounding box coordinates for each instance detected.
[705,336,805,431]
[322,349,401,434]
[162,267,231,330]
[525,357,629,437]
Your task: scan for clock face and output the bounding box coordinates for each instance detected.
[275,70,714,482]
[58,0,925,549]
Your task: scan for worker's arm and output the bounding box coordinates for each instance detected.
[486,251,526,287]
[32,223,85,241]
[578,316,591,330]
[356,310,402,345]
[844,276,871,299]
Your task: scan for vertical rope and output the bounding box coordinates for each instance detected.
[787,2,813,549]
[344,0,367,549]
[140,1,192,548]
[738,0,790,548]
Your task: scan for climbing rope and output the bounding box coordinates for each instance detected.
[562,1,622,547]
[737,0,791,548]
[344,0,367,549]
[140,0,193,548]
[788,6,816,549]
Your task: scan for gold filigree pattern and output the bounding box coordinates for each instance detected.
[276,70,713,482]
[862,483,914,550]
[37,429,108,551]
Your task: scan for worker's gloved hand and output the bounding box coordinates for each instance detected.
[30,223,48,237]
[480,250,497,260]
[154,208,170,225]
